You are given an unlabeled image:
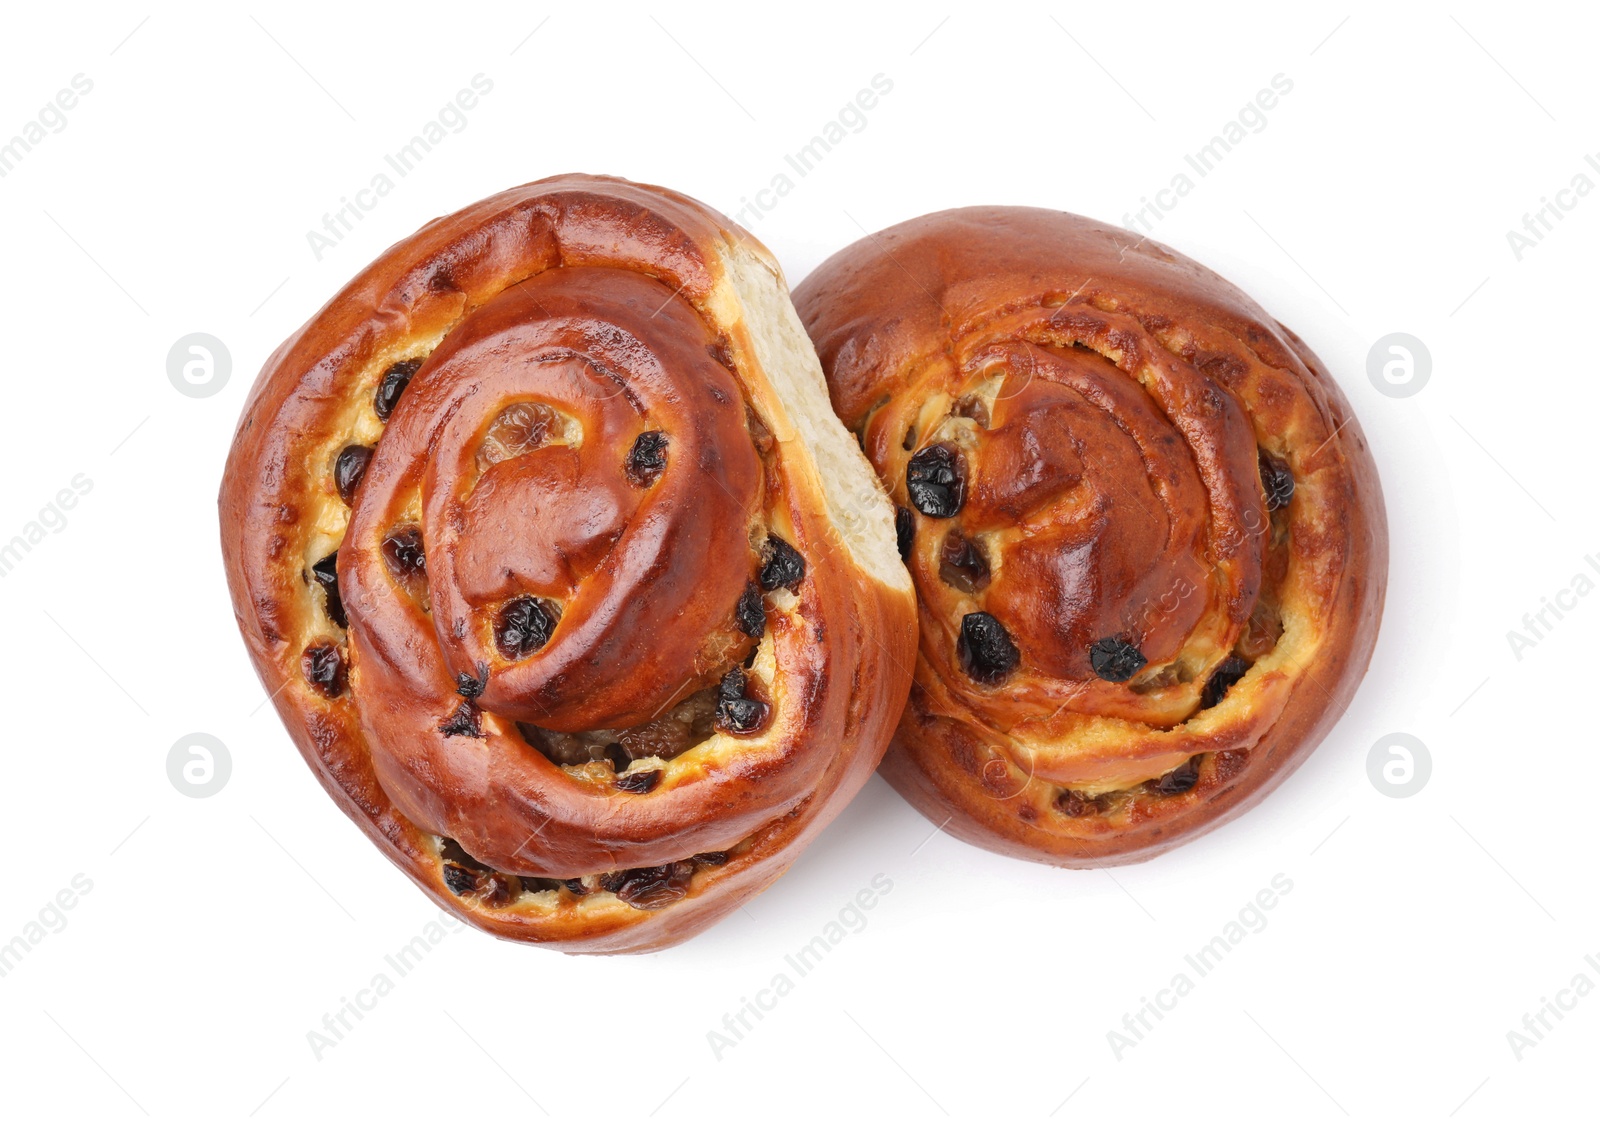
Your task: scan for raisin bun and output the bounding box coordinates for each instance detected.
[220,175,915,952]
[793,206,1386,866]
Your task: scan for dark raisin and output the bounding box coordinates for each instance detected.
[1056,790,1101,818]
[735,583,767,638]
[939,531,991,592]
[311,551,346,628]
[715,668,769,734]
[455,662,489,699]
[374,359,421,421]
[625,430,669,487]
[603,742,630,773]
[1199,656,1251,709]
[333,445,373,505]
[442,863,477,895]
[494,596,558,660]
[477,874,514,906]
[691,851,729,867]
[310,551,338,587]
[438,700,481,738]
[615,769,661,794]
[562,878,590,896]
[906,443,966,518]
[759,535,806,592]
[895,506,915,560]
[1153,758,1201,796]
[958,612,1020,684]
[599,871,629,893]
[302,642,346,697]
[1088,636,1146,683]
[1259,451,1295,512]
[612,862,695,910]
[953,394,990,427]
[381,527,425,579]
[440,863,512,905]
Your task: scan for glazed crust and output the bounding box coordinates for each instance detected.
[793,207,1387,866]
[220,175,914,952]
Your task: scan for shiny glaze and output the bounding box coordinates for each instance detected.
[220,175,915,950]
[795,206,1388,865]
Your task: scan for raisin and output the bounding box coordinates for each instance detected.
[311,551,346,629]
[953,394,990,427]
[381,528,426,580]
[895,506,915,560]
[333,445,373,505]
[374,359,421,421]
[736,582,766,638]
[619,693,716,761]
[708,337,736,370]
[302,641,346,697]
[1153,758,1201,796]
[1259,451,1294,512]
[715,669,769,734]
[603,742,630,773]
[442,861,512,905]
[759,535,806,592]
[494,596,558,660]
[958,612,1020,684]
[478,402,556,470]
[611,862,695,910]
[562,878,591,896]
[1056,790,1102,818]
[626,430,669,487]
[1200,656,1250,709]
[1088,636,1146,683]
[615,769,661,794]
[691,851,729,867]
[477,874,514,906]
[455,662,489,699]
[906,443,966,518]
[438,700,481,738]
[939,531,991,592]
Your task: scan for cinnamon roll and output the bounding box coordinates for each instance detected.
[220,175,914,952]
[794,207,1386,865]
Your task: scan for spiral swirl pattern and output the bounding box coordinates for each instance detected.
[795,207,1387,865]
[221,176,914,951]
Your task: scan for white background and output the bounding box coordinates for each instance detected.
[1,2,1593,1127]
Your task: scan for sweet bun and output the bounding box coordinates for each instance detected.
[220,175,915,951]
[794,206,1386,865]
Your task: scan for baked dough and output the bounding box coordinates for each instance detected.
[794,206,1386,865]
[220,175,914,951]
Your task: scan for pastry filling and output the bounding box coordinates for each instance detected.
[435,835,741,912]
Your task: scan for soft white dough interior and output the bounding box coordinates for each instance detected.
[717,239,910,593]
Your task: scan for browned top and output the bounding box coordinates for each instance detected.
[220,175,914,950]
[795,206,1387,864]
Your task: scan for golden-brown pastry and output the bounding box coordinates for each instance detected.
[794,207,1386,865]
[219,175,914,952]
